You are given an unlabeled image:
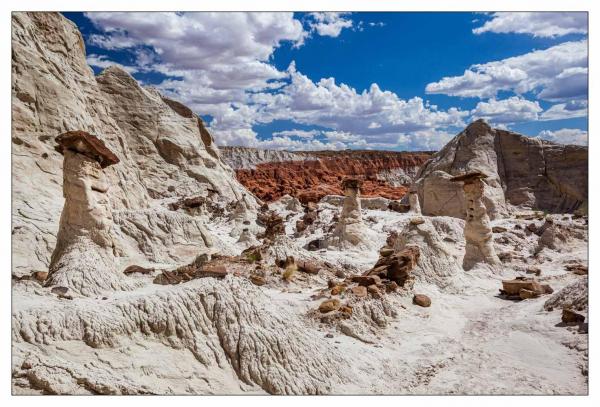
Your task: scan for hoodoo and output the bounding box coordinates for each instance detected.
[330,178,369,247]
[46,131,132,295]
[408,190,421,214]
[450,171,500,269]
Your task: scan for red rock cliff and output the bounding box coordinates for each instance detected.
[220,148,433,203]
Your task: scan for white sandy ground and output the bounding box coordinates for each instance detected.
[12,200,588,395]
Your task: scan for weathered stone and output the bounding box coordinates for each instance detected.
[296,220,307,233]
[525,266,542,276]
[385,281,399,293]
[413,294,431,307]
[454,174,500,269]
[307,239,324,251]
[351,275,381,287]
[250,275,266,286]
[339,305,353,316]
[318,299,341,313]
[502,278,543,296]
[388,201,410,213]
[409,217,425,225]
[351,286,367,297]
[32,271,48,282]
[330,285,346,296]
[199,264,228,278]
[298,260,320,274]
[492,226,507,233]
[329,178,373,248]
[123,265,154,275]
[56,131,120,168]
[379,247,394,257]
[413,119,588,219]
[408,190,421,214]
[541,284,554,294]
[519,289,540,300]
[51,286,69,296]
[565,263,588,275]
[562,309,585,325]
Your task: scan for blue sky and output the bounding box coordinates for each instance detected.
[64,12,588,151]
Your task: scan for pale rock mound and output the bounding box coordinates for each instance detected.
[413,119,588,219]
[393,216,464,288]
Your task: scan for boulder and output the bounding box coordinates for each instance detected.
[351,275,381,287]
[519,289,540,300]
[319,299,341,313]
[32,271,48,282]
[250,275,266,286]
[562,309,585,325]
[413,294,431,307]
[501,278,543,296]
[351,286,368,298]
[123,265,154,275]
[55,131,120,168]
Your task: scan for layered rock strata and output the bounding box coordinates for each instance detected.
[222,147,433,203]
[413,119,588,219]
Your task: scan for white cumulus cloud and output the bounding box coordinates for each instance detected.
[537,128,588,145]
[471,97,542,124]
[271,129,320,139]
[540,100,588,121]
[473,12,588,38]
[425,40,588,101]
[308,12,353,37]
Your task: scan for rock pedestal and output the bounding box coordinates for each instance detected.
[332,179,368,247]
[451,172,500,270]
[408,190,421,214]
[46,131,133,295]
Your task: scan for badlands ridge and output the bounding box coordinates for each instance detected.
[12,12,588,395]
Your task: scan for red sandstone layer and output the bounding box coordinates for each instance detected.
[234,150,433,203]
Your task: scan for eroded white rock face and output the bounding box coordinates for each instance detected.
[413,119,588,220]
[13,277,349,394]
[11,12,255,277]
[393,217,464,288]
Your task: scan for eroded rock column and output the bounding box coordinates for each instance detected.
[331,178,368,247]
[451,172,500,270]
[408,190,421,214]
[46,131,134,295]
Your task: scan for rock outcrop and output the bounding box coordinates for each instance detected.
[413,120,588,219]
[222,147,433,203]
[46,131,133,295]
[450,172,500,270]
[392,216,464,288]
[11,12,254,278]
